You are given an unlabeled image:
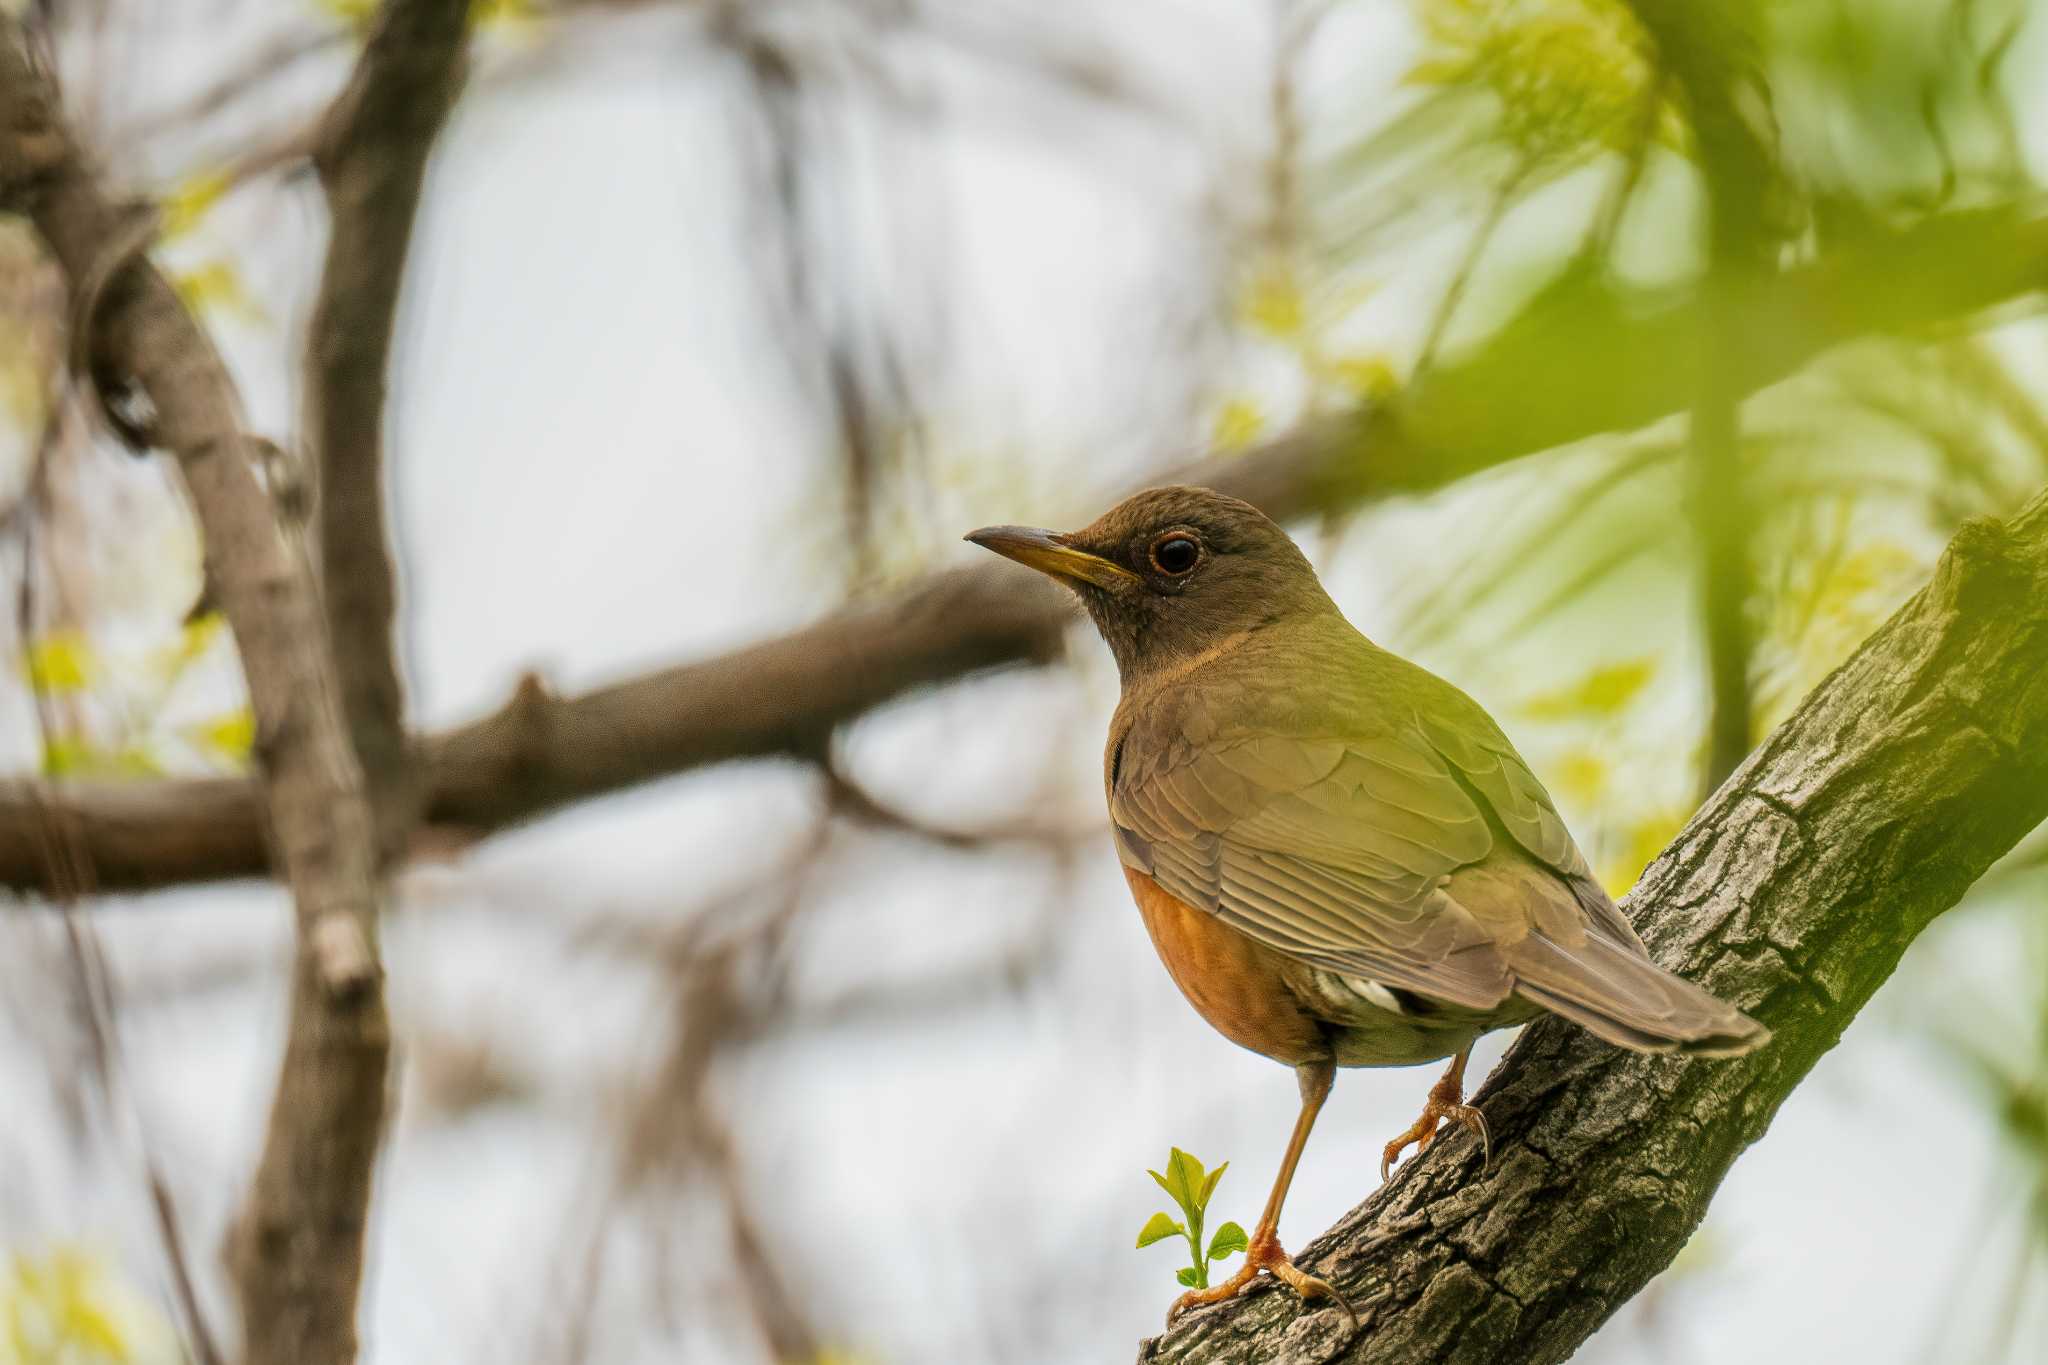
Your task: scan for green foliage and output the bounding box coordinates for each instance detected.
[1515,657,1656,721]
[168,261,264,324]
[20,615,250,780]
[1768,0,2035,207]
[0,1247,174,1365]
[158,170,229,239]
[1408,0,1669,168]
[1136,1147,1246,1291]
[23,633,94,695]
[1209,397,1265,453]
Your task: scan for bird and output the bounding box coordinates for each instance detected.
[966,485,1767,1323]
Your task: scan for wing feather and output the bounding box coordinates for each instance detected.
[1111,683,1757,1052]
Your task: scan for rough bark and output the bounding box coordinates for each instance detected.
[1139,489,2048,1363]
[0,202,2044,896]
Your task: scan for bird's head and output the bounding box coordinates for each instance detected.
[966,485,1333,681]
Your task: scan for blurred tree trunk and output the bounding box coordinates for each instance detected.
[1142,487,2048,1363]
[1,6,468,1363]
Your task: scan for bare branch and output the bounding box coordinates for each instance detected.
[306,0,470,837]
[0,6,471,1359]
[108,28,345,150]
[0,205,2044,895]
[1143,487,2048,1362]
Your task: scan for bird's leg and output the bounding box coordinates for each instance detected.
[1168,1060,1355,1326]
[1380,1045,1490,1181]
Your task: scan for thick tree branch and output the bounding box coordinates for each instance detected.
[306,0,469,837]
[1141,488,2048,1362]
[0,21,395,1365]
[0,206,2045,895]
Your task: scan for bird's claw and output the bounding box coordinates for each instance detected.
[1380,1078,1490,1181]
[1165,1227,1356,1329]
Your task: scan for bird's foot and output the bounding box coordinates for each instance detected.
[1166,1226,1355,1327]
[1380,1072,1490,1181]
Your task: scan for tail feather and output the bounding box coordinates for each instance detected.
[1509,930,1769,1057]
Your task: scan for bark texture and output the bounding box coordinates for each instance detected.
[0,201,2045,895]
[1139,489,2048,1362]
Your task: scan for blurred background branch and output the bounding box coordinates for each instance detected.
[0,198,2040,894]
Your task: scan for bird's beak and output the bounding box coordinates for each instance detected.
[964,525,1138,590]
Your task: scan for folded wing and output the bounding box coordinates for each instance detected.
[1111,697,1766,1056]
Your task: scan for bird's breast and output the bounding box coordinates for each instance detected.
[1122,867,1331,1066]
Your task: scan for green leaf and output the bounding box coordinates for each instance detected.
[1175,1266,1202,1288]
[1198,1160,1229,1209]
[25,631,95,693]
[1517,657,1657,720]
[1239,262,1304,339]
[1157,1148,1206,1218]
[1136,1212,1185,1249]
[191,707,255,765]
[160,169,230,238]
[1207,1221,1249,1260]
[1211,398,1264,453]
[170,260,266,323]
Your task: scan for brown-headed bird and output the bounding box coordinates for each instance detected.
[967,486,1766,1322]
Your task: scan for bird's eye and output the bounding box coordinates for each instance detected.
[1148,532,1201,576]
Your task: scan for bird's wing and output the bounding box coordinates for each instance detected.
[1411,703,1647,951]
[1110,713,1540,1011]
[1112,697,1766,1052]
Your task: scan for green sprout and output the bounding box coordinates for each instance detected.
[1135,1147,1249,1290]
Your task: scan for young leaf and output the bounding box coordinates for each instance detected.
[1198,1160,1230,1209]
[1207,1221,1249,1260]
[192,707,255,764]
[160,169,230,238]
[25,631,95,693]
[1161,1148,1205,1217]
[1136,1212,1185,1249]
[1176,1266,1202,1288]
[1211,397,1265,453]
[171,260,266,323]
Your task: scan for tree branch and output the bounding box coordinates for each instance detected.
[1141,487,2048,1362]
[0,6,464,1361]
[1624,0,1780,795]
[0,205,2044,895]
[306,0,469,838]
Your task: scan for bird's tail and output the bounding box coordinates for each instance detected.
[1509,930,1769,1057]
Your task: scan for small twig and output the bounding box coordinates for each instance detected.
[1581,73,1668,263]
[1413,160,1528,380]
[13,436,225,1365]
[108,28,345,150]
